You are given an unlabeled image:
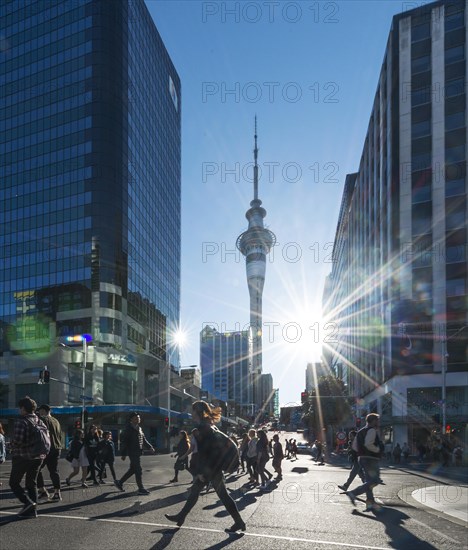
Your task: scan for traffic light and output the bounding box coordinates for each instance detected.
[445,425,451,434]
[74,419,82,430]
[164,417,169,428]
[301,391,309,403]
[43,368,50,383]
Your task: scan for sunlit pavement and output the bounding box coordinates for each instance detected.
[1,434,467,549]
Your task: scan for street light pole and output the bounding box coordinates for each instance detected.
[81,336,87,428]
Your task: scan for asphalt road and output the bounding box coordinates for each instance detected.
[1,432,467,550]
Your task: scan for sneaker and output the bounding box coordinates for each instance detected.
[81,482,89,488]
[65,478,71,486]
[99,480,106,484]
[52,492,62,501]
[338,484,348,492]
[114,480,125,492]
[137,488,150,495]
[18,502,37,517]
[38,491,50,502]
[259,483,267,490]
[345,491,356,506]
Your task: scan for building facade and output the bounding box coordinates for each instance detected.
[200,326,250,412]
[179,366,202,389]
[0,0,181,448]
[324,0,468,452]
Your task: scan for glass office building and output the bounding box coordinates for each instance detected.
[324,1,467,450]
[0,0,181,439]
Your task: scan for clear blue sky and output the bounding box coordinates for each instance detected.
[145,0,431,406]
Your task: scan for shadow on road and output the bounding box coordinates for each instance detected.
[149,527,179,550]
[352,506,438,550]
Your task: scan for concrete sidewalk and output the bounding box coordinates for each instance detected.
[411,485,468,525]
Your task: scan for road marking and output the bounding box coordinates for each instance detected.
[0,511,390,549]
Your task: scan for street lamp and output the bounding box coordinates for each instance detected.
[64,334,92,428]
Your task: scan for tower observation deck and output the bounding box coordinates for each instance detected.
[236,119,276,411]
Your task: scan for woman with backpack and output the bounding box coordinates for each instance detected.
[165,400,246,532]
[65,429,89,487]
[169,431,191,483]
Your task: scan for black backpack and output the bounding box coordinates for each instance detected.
[26,417,51,457]
[209,426,240,474]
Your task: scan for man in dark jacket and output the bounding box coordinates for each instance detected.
[36,404,63,501]
[114,412,155,495]
[9,396,48,518]
[345,413,384,513]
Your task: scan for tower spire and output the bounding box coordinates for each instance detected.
[253,116,258,202]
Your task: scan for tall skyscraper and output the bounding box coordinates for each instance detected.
[236,120,276,411]
[0,0,180,443]
[324,0,467,448]
[200,326,250,409]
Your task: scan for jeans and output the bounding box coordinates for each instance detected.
[246,456,257,480]
[9,456,43,505]
[344,457,364,488]
[351,456,380,502]
[37,448,61,490]
[98,460,116,481]
[257,457,272,485]
[177,472,242,523]
[120,453,143,490]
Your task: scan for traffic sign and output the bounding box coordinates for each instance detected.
[336,431,346,441]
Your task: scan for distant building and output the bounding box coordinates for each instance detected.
[180,366,201,388]
[200,326,250,410]
[323,0,468,450]
[273,388,280,418]
[259,373,274,417]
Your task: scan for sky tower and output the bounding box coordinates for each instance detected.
[236,119,276,411]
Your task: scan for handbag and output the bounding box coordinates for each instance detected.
[175,458,186,471]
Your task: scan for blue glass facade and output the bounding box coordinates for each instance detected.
[1,0,180,409]
[201,327,250,406]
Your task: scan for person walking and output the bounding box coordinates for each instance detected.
[402,442,410,462]
[187,428,199,483]
[114,412,155,495]
[338,430,364,492]
[165,401,245,532]
[246,429,258,484]
[65,429,89,487]
[36,404,63,501]
[271,434,284,480]
[392,443,402,464]
[239,433,249,474]
[96,431,117,483]
[170,431,190,483]
[345,413,384,513]
[84,425,101,485]
[0,422,6,487]
[9,396,49,518]
[256,430,273,489]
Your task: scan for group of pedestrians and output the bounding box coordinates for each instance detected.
[2,397,410,527]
